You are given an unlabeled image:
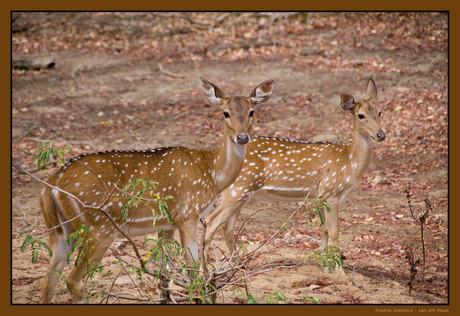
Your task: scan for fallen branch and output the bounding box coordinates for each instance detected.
[13,56,55,70]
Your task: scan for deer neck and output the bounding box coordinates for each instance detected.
[347,120,373,182]
[206,125,247,193]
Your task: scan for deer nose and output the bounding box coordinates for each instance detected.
[236,133,250,144]
[376,130,385,142]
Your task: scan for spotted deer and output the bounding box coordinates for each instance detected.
[203,78,385,256]
[39,77,275,303]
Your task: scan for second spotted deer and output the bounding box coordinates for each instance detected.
[203,78,385,255]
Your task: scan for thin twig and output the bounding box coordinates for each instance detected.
[350,263,364,290]
[116,256,190,289]
[103,292,151,303]
[128,129,151,149]
[13,124,39,141]
[101,264,129,304]
[13,210,38,236]
[158,63,184,78]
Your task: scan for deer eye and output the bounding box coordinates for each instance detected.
[358,114,365,120]
[249,110,255,117]
[223,111,230,118]
[378,112,382,117]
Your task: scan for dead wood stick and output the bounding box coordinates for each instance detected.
[158,63,184,78]
[13,56,55,70]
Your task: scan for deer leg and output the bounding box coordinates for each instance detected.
[158,229,176,301]
[320,208,329,251]
[320,197,340,251]
[221,207,244,255]
[40,231,73,304]
[203,197,249,258]
[325,198,340,248]
[66,233,115,304]
[178,220,199,272]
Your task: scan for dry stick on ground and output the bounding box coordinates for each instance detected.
[101,264,131,304]
[128,129,152,149]
[350,263,364,290]
[71,67,83,87]
[104,292,150,304]
[158,63,184,78]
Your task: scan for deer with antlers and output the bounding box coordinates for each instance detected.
[39,77,275,303]
[203,78,385,256]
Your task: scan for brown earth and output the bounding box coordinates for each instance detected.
[11,12,448,306]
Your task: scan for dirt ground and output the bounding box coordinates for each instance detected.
[11,12,448,306]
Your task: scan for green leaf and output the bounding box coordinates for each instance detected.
[245,294,259,304]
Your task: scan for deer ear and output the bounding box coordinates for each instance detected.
[200,77,226,105]
[366,78,377,102]
[340,93,356,111]
[250,79,275,105]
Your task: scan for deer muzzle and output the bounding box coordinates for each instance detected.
[236,132,250,144]
[376,129,386,142]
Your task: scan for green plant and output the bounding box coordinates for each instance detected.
[266,290,286,304]
[143,229,186,276]
[304,246,344,273]
[303,295,320,304]
[33,141,72,170]
[20,233,53,263]
[119,178,174,225]
[66,224,104,280]
[189,275,215,304]
[245,294,259,304]
[232,288,288,304]
[306,196,331,229]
